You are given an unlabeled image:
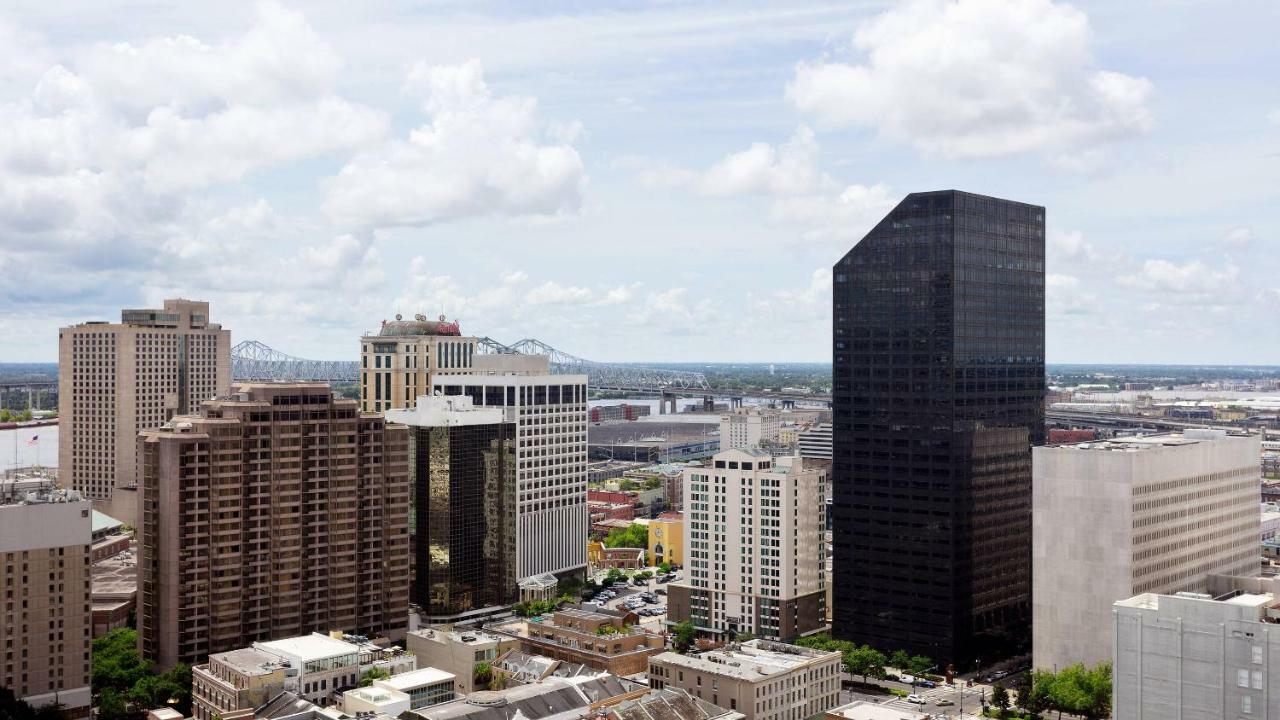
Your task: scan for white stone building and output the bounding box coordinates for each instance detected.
[1033,429,1261,672]
[719,408,780,451]
[668,449,826,641]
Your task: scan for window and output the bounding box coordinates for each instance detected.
[1254,646,1264,664]
[1253,671,1263,690]
[1239,669,1250,687]
[1243,695,1253,714]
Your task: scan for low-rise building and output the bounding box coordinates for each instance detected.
[588,543,646,572]
[192,647,291,720]
[91,545,137,637]
[402,672,645,720]
[796,424,831,461]
[1113,574,1280,720]
[489,604,665,677]
[648,512,684,567]
[646,640,841,720]
[372,667,457,709]
[343,686,411,717]
[406,628,519,695]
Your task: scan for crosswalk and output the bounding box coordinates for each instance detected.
[879,683,983,716]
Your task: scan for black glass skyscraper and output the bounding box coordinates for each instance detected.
[406,420,518,622]
[831,190,1045,667]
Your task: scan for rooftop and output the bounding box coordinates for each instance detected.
[370,314,462,337]
[92,510,124,535]
[409,627,508,646]
[652,640,838,681]
[825,701,926,720]
[256,633,359,663]
[212,647,291,677]
[1051,428,1250,451]
[386,395,508,428]
[376,667,456,691]
[407,674,635,720]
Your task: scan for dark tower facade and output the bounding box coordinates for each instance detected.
[407,419,518,622]
[831,190,1045,667]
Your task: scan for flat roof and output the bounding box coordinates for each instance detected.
[826,701,926,720]
[212,647,290,676]
[652,640,837,681]
[1051,429,1246,451]
[256,633,359,662]
[377,667,455,690]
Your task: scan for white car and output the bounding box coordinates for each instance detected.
[905,695,925,705]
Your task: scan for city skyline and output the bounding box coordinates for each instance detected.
[2,0,1278,365]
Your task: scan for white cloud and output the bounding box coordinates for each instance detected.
[526,281,593,305]
[769,183,895,242]
[1046,273,1096,315]
[786,0,1154,158]
[1118,259,1239,294]
[698,126,820,196]
[1269,109,1280,125]
[323,59,587,229]
[1221,226,1255,248]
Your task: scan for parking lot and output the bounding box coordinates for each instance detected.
[583,569,675,628]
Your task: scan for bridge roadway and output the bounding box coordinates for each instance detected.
[598,385,832,412]
[1046,409,1243,433]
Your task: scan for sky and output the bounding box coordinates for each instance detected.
[0,0,1276,364]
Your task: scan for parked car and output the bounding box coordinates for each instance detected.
[656,588,667,595]
[906,695,925,705]
[935,699,954,707]
[918,680,937,689]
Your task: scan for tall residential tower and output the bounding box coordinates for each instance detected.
[831,190,1045,666]
[58,299,230,501]
[138,383,410,668]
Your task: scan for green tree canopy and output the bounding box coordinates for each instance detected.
[603,523,648,549]
[360,667,391,687]
[672,621,696,653]
[844,646,887,685]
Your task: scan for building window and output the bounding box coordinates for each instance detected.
[1238,669,1250,688]
[1254,646,1264,664]
[1243,695,1253,714]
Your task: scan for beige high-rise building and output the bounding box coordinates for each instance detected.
[667,449,827,642]
[1033,429,1260,672]
[360,314,478,413]
[58,298,230,502]
[138,383,410,668]
[0,474,93,718]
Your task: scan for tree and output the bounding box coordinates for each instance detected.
[906,654,933,678]
[889,650,911,674]
[672,621,696,653]
[96,688,131,720]
[991,684,1010,717]
[603,523,648,549]
[844,646,887,685]
[474,662,493,689]
[92,628,150,696]
[658,562,673,574]
[360,667,391,687]
[1045,662,1111,720]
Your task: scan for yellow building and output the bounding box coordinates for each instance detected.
[648,512,684,567]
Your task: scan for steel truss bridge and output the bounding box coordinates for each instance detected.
[231,338,712,394]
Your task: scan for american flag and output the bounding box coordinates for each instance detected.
[26,435,38,446]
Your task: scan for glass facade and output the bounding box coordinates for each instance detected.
[413,423,518,619]
[831,190,1045,667]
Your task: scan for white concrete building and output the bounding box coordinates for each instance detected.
[1033,430,1261,672]
[254,634,363,706]
[719,408,780,451]
[1114,575,1280,720]
[668,449,826,641]
[433,355,589,582]
[797,424,832,460]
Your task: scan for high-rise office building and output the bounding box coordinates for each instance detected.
[58,299,230,502]
[138,383,410,668]
[360,315,478,413]
[831,190,1045,666]
[1033,430,1260,671]
[0,476,93,718]
[798,423,832,460]
[386,395,518,623]
[433,355,588,583]
[667,449,827,642]
[719,408,781,451]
